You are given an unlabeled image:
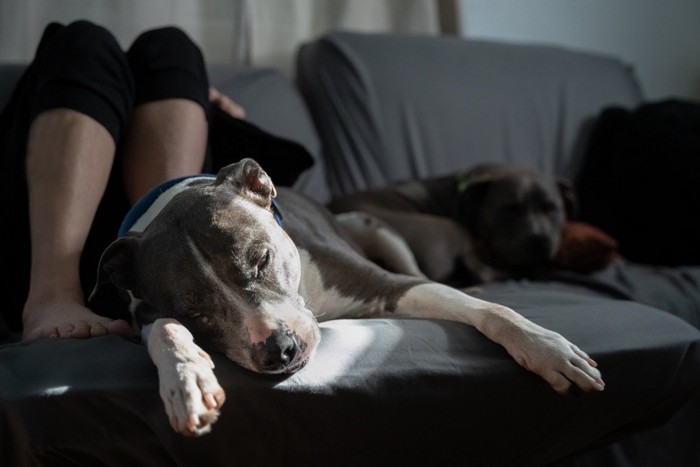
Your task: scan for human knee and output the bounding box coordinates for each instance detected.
[134,26,196,49]
[127,26,209,111]
[129,26,205,68]
[53,20,124,64]
[34,19,133,101]
[29,21,133,144]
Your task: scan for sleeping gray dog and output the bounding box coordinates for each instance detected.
[93,159,601,436]
[329,163,575,286]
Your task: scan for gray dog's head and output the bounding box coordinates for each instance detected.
[93,159,320,374]
[456,163,574,274]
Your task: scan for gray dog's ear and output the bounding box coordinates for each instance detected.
[217,158,277,208]
[89,235,141,301]
[557,178,578,219]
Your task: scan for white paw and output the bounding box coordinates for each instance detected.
[482,306,605,394]
[496,315,605,394]
[146,319,227,436]
[158,346,226,436]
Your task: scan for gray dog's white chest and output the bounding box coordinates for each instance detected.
[297,249,384,321]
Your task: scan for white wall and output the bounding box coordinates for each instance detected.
[459,0,700,101]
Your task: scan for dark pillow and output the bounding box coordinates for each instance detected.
[576,99,700,265]
[207,105,314,187]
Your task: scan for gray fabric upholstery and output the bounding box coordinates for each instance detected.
[2,284,700,467]
[297,31,643,197]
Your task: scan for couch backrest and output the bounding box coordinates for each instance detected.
[297,31,643,198]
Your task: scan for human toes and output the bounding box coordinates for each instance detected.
[38,326,59,339]
[57,321,80,338]
[105,319,133,337]
[56,320,104,338]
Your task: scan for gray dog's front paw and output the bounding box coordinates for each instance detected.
[159,346,226,436]
[483,306,605,394]
[501,317,604,394]
[147,319,226,436]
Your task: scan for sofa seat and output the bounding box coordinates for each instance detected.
[2,274,699,466]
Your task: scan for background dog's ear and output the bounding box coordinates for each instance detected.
[557,178,578,219]
[89,235,141,302]
[217,158,277,208]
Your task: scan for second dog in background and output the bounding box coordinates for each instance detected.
[329,163,575,287]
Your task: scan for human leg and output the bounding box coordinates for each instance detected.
[121,27,211,204]
[121,99,208,204]
[27,25,212,336]
[1,23,212,338]
[0,21,135,339]
[22,109,132,339]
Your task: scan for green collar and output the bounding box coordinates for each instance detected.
[455,171,471,194]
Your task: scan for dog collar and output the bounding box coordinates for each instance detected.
[271,198,283,227]
[455,172,471,194]
[119,174,283,236]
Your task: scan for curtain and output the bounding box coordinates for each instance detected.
[0,0,245,63]
[246,0,446,76]
[0,0,457,74]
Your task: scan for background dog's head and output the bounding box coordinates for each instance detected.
[456,163,575,275]
[92,159,320,375]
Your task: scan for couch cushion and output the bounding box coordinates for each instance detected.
[297,31,642,198]
[2,283,699,466]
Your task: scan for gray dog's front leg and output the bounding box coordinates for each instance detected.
[394,283,605,394]
[142,318,226,436]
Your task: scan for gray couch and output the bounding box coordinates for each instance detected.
[1,31,700,467]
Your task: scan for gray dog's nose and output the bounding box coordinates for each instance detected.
[253,329,299,372]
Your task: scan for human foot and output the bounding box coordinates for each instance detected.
[22,299,132,340]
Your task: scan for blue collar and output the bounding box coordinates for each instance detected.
[119,174,283,236]
[270,198,284,227]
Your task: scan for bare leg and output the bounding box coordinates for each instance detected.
[22,109,132,340]
[121,98,208,204]
[22,96,207,340]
